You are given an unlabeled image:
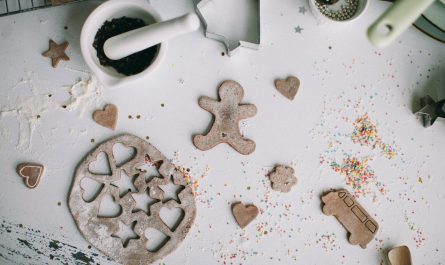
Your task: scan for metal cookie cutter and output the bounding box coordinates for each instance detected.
[194,0,261,56]
[415,95,445,127]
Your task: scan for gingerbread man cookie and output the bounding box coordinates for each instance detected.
[193,80,257,155]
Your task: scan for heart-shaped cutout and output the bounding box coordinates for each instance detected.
[17,163,44,189]
[231,202,259,228]
[88,152,111,175]
[160,207,184,232]
[93,104,118,130]
[81,177,104,202]
[98,194,122,218]
[275,76,300,100]
[113,143,136,167]
[144,228,170,252]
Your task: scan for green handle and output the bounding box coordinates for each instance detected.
[368,0,435,48]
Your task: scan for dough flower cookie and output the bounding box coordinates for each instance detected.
[68,134,196,265]
[268,165,297,193]
[193,80,257,155]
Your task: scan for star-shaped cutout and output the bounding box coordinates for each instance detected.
[112,220,139,248]
[299,6,307,15]
[131,190,158,214]
[42,40,70,68]
[111,170,138,197]
[159,176,184,203]
[294,26,304,34]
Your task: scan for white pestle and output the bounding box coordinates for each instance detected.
[104,12,200,60]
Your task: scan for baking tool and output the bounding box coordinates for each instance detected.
[415,95,445,127]
[81,0,166,88]
[194,0,260,56]
[0,0,84,17]
[375,0,445,44]
[422,1,445,31]
[388,246,412,265]
[414,15,445,44]
[103,12,200,60]
[309,0,369,23]
[368,0,445,48]
[316,0,340,4]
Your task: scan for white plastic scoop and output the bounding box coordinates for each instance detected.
[104,12,200,60]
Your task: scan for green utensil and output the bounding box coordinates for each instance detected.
[367,0,438,48]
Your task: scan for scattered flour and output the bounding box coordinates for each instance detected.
[0,74,57,149]
[0,73,104,150]
[63,74,104,117]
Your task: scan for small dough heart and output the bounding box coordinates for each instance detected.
[275,76,300,100]
[93,104,118,130]
[232,202,259,228]
[17,163,44,189]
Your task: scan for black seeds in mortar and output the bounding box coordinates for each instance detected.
[93,17,159,76]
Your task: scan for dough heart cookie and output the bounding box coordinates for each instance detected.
[232,202,259,228]
[93,104,118,130]
[275,76,300,100]
[17,163,44,189]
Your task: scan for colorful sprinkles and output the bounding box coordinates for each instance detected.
[330,156,386,198]
[315,233,339,252]
[351,113,397,159]
[404,212,426,248]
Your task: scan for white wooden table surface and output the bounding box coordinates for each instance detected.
[0,0,444,264]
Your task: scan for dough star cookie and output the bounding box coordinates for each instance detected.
[193,80,257,155]
[42,39,70,68]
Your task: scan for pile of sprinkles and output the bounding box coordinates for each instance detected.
[351,113,397,159]
[330,156,386,198]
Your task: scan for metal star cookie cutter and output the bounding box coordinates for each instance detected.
[194,0,261,56]
[415,95,445,127]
